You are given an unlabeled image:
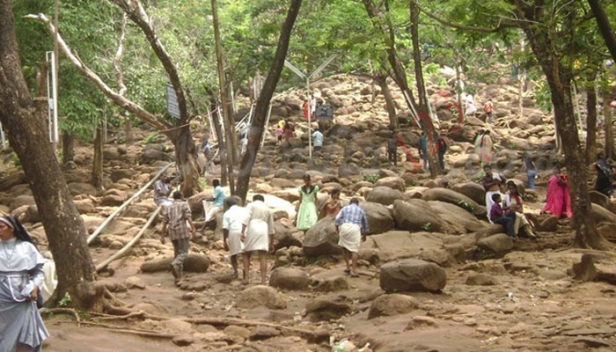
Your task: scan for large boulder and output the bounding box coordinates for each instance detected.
[379,259,447,293]
[273,222,301,250]
[269,267,310,291]
[9,195,36,212]
[362,231,450,265]
[365,186,405,206]
[591,204,616,225]
[374,177,406,192]
[428,201,484,234]
[477,234,513,255]
[68,182,98,197]
[305,298,352,322]
[359,202,395,235]
[368,294,418,319]
[422,188,485,218]
[451,182,486,206]
[303,217,341,256]
[392,199,443,232]
[236,285,287,310]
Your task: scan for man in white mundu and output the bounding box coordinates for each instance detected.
[335,198,369,278]
[240,195,275,285]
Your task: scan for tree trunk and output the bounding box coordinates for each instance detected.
[174,128,201,197]
[211,0,235,194]
[92,124,104,189]
[375,73,398,129]
[62,130,74,165]
[587,0,616,63]
[603,86,614,159]
[508,0,611,250]
[585,76,597,164]
[410,1,441,177]
[236,0,303,201]
[0,0,102,309]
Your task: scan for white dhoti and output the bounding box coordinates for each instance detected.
[227,229,244,256]
[338,223,361,253]
[243,219,269,252]
[205,204,222,222]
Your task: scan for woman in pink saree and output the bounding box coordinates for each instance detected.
[541,167,572,218]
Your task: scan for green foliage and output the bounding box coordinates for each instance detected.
[421,222,431,231]
[363,174,379,184]
[143,132,160,144]
[10,152,21,167]
[457,200,475,212]
[58,292,72,307]
[475,248,494,261]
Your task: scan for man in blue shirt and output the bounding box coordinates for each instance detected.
[418,132,428,170]
[335,198,369,277]
[312,128,324,153]
[204,179,225,225]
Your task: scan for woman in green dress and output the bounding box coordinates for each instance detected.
[296,174,319,231]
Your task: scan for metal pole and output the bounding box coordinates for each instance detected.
[0,124,6,149]
[307,78,312,161]
[52,0,59,149]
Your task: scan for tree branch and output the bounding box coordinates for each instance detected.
[25,13,169,131]
[587,0,616,63]
[412,0,518,33]
[110,0,189,123]
[113,13,128,97]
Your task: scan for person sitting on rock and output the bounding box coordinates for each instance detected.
[490,193,517,240]
[503,181,536,238]
[335,198,369,277]
[203,179,225,226]
[481,164,506,223]
[162,191,196,285]
[593,151,613,197]
[240,194,275,285]
[222,196,247,279]
[153,174,172,206]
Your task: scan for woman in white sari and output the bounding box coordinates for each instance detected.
[503,181,536,238]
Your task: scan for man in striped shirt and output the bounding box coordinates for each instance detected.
[335,198,369,277]
[162,191,196,285]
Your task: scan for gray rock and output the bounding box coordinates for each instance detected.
[236,285,287,310]
[313,276,349,292]
[374,176,406,192]
[359,201,395,235]
[365,186,405,206]
[303,217,341,256]
[305,298,352,322]
[477,234,514,255]
[465,273,499,286]
[249,326,281,341]
[451,182,486,205]
[368,293,418,319]
[269,267,310,291]
[379,259,447,293]
[428,201,484,234]
[422,188,485,218]
[140,254,210,273]
[392,199,443,232]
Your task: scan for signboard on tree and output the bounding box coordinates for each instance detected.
[166,83,180,119]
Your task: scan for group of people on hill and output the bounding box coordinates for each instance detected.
[295,174,369,277]
[155,172,370,284]
[388,130,448,170]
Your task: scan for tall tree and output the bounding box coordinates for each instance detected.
[0,0,102,309]
[236,0,303,201]
[507,0,612,250]
[587,0,616,63]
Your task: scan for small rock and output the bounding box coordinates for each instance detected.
[269,267,310,291]
[249,326,281,341]
[405,316,438,330]
[172,335,195,347]
[236,285,287,310]
[224,325,251,340]
[368,294,418,319]
[124,276,146,290]
[181,292,197,301]
[305,298,352,322]
[313,276,349,292]
[465,273,499,286]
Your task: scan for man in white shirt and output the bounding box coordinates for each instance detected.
[312,128,324,153]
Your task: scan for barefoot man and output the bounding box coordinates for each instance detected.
[240,195,275,285]
[222,196,247,279]
[335,198,369,277]
[162,191,196,285]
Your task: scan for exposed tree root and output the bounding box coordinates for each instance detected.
[79,321,176,339]
[39,308,81,327]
